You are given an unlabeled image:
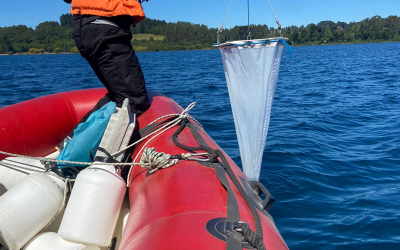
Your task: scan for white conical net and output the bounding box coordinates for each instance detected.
[218,39,285,181]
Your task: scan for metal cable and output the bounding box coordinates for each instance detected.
[247,0,251,40]
[247,0,250,26]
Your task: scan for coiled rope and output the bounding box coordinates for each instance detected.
[140,147,179,174]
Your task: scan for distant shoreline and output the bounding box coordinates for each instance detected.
[1,41,398,56]
[0,52,76,56]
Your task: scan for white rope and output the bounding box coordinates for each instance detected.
[111,102,197,157]
[126,102,197,185]
[220,0,233,31]
[0,102,199,187]
[266,0,281,28]
[0,103,197,167]
[42,178,70,230]
[140,147,178,174]
[0,151,138,166]
[0,160,70,181]
[0,103,201,228]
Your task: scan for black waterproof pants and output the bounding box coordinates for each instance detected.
[73,15,149,114]
[68,15,149,137]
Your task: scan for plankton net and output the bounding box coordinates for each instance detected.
[216,38,290,181]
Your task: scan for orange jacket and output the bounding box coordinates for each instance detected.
[70,0,145,24]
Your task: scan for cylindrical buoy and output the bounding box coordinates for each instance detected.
[58,165,126,246]
[23,232,99,250]
[0,174,65,250]
[0,158,46,196]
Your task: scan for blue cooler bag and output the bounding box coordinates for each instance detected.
[57,101,116,168]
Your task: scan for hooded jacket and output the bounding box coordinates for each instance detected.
[70,0,145,24]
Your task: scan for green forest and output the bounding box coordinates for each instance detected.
[1,14,400,54]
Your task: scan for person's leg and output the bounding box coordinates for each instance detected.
[63,18,149,144]
[64,17,114,139]
[80,22,149,114]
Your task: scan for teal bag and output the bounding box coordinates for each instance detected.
[57,101,116,168]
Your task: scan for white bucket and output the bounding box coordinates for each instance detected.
[23,232,99,250]
[58,165,126,246]
[0,173,65,250]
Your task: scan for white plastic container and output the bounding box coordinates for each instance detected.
[0,152,59,196]
[0,157,45,196]
[23,232,99,250]
[0,173,65,250]
[58,165,126,246]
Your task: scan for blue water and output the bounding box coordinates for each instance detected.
[1,43,399,249]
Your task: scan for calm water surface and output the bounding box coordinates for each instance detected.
[0,43,399,249]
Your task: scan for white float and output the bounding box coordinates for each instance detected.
[58,165,126,246]
[0,151,59,196]
[0,173,65,250]
[23,232,99,250]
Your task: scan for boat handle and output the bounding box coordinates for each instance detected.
[248,181,275,212]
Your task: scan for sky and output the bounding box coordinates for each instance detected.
[0,0,399,30]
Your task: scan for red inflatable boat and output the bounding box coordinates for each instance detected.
[0,89,287,250]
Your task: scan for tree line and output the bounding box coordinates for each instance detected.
[1,14,400,54]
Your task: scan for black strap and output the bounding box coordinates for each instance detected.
[214,163,243,250]
[237,223,266,250]
[90,147,119,163]
[172,118,204,151]
[171,119,266,250]
[138,117,176,137]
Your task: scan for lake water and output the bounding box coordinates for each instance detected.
[1,42,399,249]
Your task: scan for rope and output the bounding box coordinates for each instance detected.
[1,148,179,172]
[126,103,198,185]
[0,151,138,166]
[0,160,70,182]
[0,103,198,168]
[217,0,233,44]
[1,103,199,188]
[266,0,282,35]
[221,0,233,31]
[42,178,71,230]
[140,147,178,174]
[112,102,197,157]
